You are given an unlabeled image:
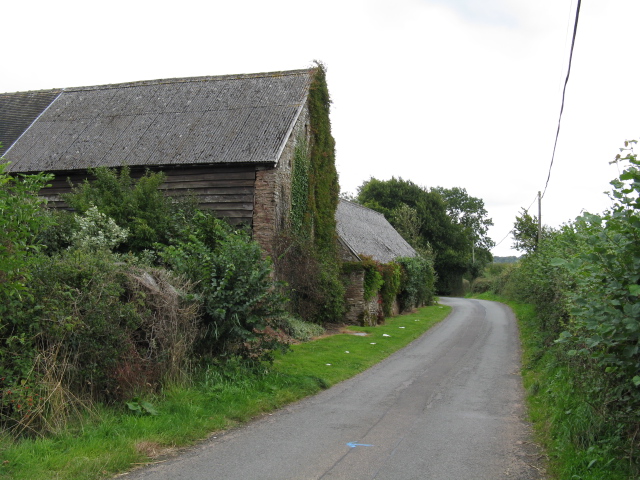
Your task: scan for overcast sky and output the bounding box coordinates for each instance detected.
[3,0,639,256]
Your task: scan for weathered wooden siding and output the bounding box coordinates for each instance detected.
[40,164,256,226]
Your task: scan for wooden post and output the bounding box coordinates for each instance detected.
[537,191,542,246]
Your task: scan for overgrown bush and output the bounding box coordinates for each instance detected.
[396,255,436,311]
[34,208,76,254]
[359,256,384,301]
[553,143,640,460]
[274,234,346,324]
[379,262,402,316]
[63,166,182,252]
[0,164,52,318]
[159,211,290,362]
[470,276,492,294]
[1,249,200,436]
[275,64,345,325]
[492,140,640,476]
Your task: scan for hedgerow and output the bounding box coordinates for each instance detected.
[0,163,292,438]
[487,140,640,477]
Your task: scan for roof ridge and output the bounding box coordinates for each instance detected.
[64,68,315,93]
[339,198,387,219]
[0,87,63,96]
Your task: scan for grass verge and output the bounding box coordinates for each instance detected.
[472,292,632,479]
[0,304,450,480]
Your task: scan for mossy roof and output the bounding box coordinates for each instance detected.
[1,69,313,173]
[336,199,417,264]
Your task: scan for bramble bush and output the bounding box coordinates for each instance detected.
[1,248,201,436]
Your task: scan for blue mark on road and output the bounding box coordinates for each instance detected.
[347,442,374,448]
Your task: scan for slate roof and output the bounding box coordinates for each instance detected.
[1,69,314,173]
[336,199,417,264]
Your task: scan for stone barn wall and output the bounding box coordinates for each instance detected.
[252,107,309,258]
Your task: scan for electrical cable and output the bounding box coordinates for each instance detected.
[491,193,539,251]
[492,229,513,250]
[542,0,582,199]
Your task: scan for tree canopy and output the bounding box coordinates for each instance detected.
[357,177,471,293]
[432,186,495,278]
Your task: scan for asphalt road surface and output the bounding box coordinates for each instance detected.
[122,297,545,480]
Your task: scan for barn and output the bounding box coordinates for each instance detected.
[336,199,417,324]
[0,68,318,257]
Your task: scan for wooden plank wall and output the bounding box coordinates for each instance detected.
[39,165,256,226]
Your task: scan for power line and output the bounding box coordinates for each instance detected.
[542,0,582,199]
[491,193,538,251]
[493,229,513,250]
[493,1,581,254]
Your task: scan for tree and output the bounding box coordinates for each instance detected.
[432,186,495,280]
[390,203,423,250]
[512,208,540,254]
[431,187,494,250]
[357,177,469,294]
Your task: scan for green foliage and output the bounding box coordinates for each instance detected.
[68,206,129,251]
[433,186,495,278]
[512,208,541,254]
[0,247,201,438]
[290,136,310,237]
[396,255,436,311]
[342,259,405,318]
[357,177,469,294]
[274,315,325,342]
[159,211,289,361]
[0,164,53,316]
[432,186,494,250]
[125,397,158,416]
[359,256,384,301]
[308,62,340,254]
[34,209,76,254]
[502,227,574,335]
[554,143,640,438]
[276,235,346,324]
[379,262,402,316]
[64,166,176,252]
[390,203,423,249]
[489,140,640,477]
[276,65,345,325]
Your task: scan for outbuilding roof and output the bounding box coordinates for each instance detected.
[336,199,417,264]
[1,69,313,173]
[0,89,62,155]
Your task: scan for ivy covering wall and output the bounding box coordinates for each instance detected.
[276,63,345,324]
[307,63,340,254]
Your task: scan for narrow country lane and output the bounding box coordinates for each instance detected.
[122,298,545,480]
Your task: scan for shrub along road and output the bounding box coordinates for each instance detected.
[122,298,545,480]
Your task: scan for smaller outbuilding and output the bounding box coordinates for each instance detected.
[336,199,417,324]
